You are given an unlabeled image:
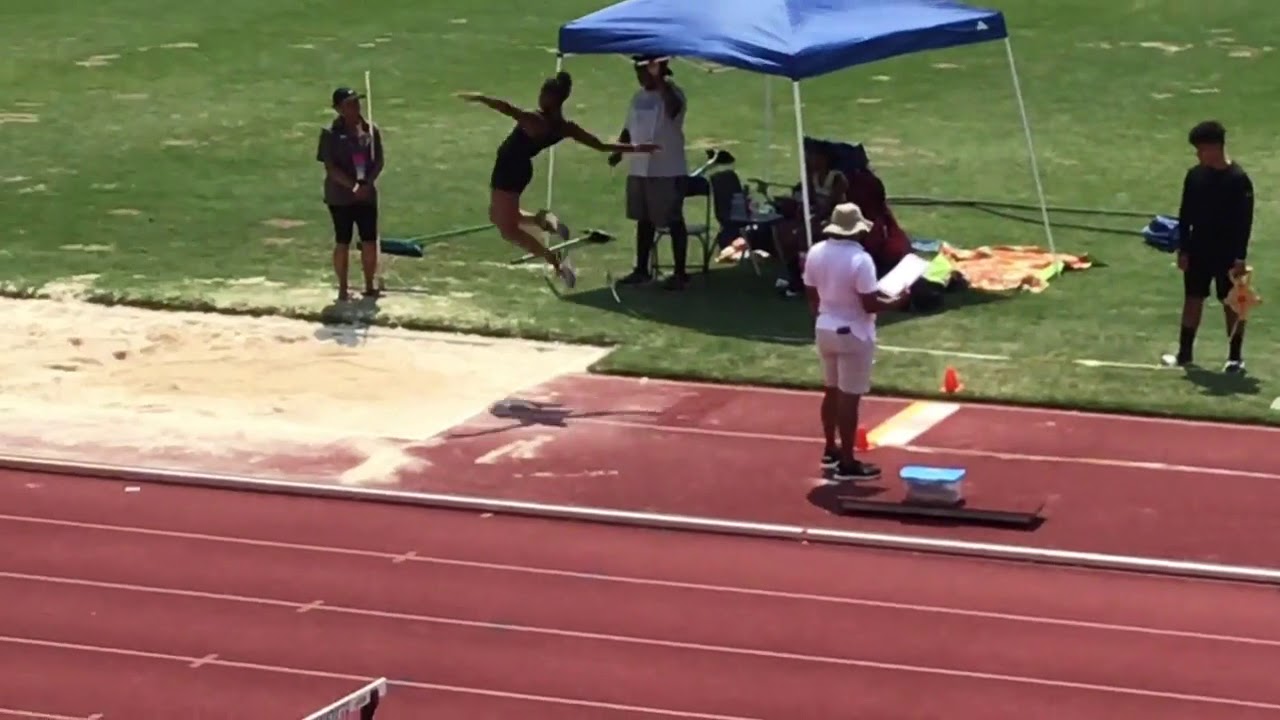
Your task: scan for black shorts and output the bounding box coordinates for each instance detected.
[489,155,534,195]
[327,202,378,246]
[1183,261,1232,301]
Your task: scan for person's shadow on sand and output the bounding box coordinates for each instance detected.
[445,398,661,439]
[316,295,382,346]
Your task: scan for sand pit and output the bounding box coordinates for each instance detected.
[0,298,611,485]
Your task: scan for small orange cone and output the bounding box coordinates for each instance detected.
[855,426,872,452]
[941,366,963,394]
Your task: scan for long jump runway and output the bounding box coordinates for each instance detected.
[10,372,1272,570]
[3,372,1280,717]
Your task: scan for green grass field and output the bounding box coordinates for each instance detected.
[3,0,1277,422]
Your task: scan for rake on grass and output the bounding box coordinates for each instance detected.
[509,228,615,264]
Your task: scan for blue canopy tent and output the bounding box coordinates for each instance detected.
[551,0,1055,257]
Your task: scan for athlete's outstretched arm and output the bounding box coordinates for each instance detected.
[456,92,542,132]
[565,122,658,154]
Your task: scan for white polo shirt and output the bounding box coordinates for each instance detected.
[624,86,687,178]
[802,238,879,341]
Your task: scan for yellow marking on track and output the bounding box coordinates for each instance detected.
[865,401,960,447]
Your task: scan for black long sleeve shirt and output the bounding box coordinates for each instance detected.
[1177,162,1253,264]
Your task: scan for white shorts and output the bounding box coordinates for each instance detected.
[816,328,875,395]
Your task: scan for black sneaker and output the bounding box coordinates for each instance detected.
[1224,359,1246,374]
[616,269,652,285]
[833,460,881,482]
[820,450,840,470]
[1160,352,1192,367]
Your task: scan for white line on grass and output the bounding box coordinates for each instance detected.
[880,344,1011,361]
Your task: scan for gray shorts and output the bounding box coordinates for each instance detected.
[815,328,875,395]
[626,175,685,226]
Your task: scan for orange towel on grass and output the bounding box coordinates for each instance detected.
[940,243,1092,293]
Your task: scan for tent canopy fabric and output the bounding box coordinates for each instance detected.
[558,0,1008,80]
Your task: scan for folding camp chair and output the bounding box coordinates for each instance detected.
[709,169,769,275]
[651,174,714,277]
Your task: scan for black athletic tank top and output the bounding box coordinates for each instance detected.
[496,112,567,161]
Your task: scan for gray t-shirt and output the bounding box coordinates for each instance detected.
[624,85,687,178]
[316,119,384,206]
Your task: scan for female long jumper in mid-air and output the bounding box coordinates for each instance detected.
[458,72,659,288]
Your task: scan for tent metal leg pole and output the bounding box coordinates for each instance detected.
[763,77,772,184]
[544,54,565,216]
[791,81,814,249]
[1003,38,1056,260]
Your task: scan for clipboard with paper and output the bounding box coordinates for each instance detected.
[876,253,928,298]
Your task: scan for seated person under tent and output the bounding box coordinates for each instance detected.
[770,139,911,295]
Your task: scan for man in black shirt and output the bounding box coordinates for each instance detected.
[1164,121,1254,372]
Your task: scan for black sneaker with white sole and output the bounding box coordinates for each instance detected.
[821,451,840,470]
[616,269,653,285]
[555,251,577,289]
[832,461,881,482]
[1160,352,1192,367]
[1224,359,1246,373]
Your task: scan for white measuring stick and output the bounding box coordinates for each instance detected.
[364,69,383,289]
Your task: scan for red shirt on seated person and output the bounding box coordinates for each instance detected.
[845,167,910,277]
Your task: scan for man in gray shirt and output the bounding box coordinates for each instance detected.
[317,87,384,301]
[609,56,689,290]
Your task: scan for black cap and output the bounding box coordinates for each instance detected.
[331,87,363,108]
[632,54,674,76]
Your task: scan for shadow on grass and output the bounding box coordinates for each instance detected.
[561,265,1010,344]
[444,398,660,439]
[1182,365,1262,397]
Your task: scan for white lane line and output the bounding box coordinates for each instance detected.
[567,373,1280,433]
[0,635,761,720]
[0,524,1277,647]
[189,652,218,668]
[571,417,1280,481]
[473,436,553,465]
[2,632,1277,711]
[1,467,1278,584]
[0,710,102,720]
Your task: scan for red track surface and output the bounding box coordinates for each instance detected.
[4,473,1280,719]
[403,375,1280,568]
[8,374,1279,567]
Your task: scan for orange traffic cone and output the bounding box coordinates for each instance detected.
[941,366,963,394]
[855,426,871,452]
